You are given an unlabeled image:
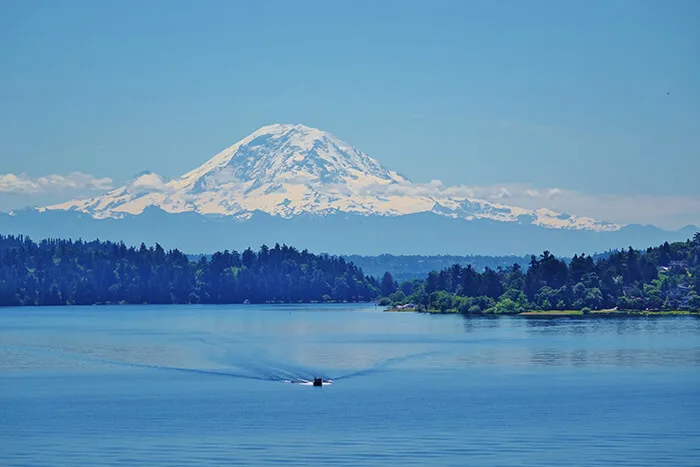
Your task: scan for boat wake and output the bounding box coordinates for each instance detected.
[287,379,333,386]
[1,344,273,381]
[2,343,437,386]
[331,351,440,381]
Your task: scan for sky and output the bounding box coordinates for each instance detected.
[1,0,699,228]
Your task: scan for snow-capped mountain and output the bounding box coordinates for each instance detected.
[43,123,620,232]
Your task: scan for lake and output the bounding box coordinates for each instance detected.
[1,304,699,466]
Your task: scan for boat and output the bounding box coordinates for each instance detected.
[313,377,323,386]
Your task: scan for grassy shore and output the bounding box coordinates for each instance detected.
[520,309,698,316]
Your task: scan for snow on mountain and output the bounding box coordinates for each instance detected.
[44,123,620,232]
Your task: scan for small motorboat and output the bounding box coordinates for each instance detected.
[312,377,323,386]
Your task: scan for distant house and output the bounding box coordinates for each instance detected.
[657,266,670,273]
[669,260,687,268]
[395,303,416,310]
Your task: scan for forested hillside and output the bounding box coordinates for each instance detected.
[381,233,700,313]
[0,235,379,306]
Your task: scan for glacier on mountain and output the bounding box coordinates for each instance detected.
[44,123,620,232]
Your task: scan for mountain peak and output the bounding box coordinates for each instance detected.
[252,122,320,137]
[43,124,621,232]
[176,123,408,191]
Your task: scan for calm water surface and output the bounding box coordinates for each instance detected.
[1,304,699,466]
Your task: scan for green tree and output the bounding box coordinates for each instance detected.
[380,271,397,296]
[494,297,519,314]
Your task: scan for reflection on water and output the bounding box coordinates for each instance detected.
[1,305,699,466]
[521,315,700,336]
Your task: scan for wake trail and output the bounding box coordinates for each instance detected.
[2,344,442,385]
[331,350,441,381]
[184,339,440,382]
[192,336,333,383]
[0,344,270,381]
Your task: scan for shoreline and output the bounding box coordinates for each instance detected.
[385,307,699,317]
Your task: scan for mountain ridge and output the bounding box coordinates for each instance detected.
[3,207,696,257]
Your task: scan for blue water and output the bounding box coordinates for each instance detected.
[1,304,699,466]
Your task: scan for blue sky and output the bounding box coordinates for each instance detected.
[1,0,699,227]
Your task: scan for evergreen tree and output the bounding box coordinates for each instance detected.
[380,271,397,296]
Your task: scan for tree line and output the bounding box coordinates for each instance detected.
[0,235,380,306]
[2,233,699,311]
[380,233,700,313]
[345,253,532,282]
